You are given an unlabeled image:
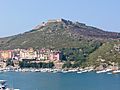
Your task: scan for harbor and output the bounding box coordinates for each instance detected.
[0,67,120,74]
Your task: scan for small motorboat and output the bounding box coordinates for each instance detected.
[0,80,20,90]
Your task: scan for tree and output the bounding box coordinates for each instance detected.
[6,58,14,66]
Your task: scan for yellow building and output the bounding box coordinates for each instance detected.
[0,50,13,60]
[20,48,37,60]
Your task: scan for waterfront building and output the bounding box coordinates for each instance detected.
[0,50,13,60]
[19,48,37,60]
[48,50,61,61]
[37,48,62,61]
[0,48,62,68]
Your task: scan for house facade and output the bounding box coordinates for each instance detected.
[0,50,13,60]
[0,48,62,62]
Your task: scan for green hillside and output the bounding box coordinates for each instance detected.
[0,19,119,50]
[87,40,120,67]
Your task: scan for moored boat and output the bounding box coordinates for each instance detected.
[0,80,20,90]
[112,70,120,74]
[77,71,82,74]
[96,70,107,73]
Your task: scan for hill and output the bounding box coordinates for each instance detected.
[87,41,120,67]
[0,19,119,50]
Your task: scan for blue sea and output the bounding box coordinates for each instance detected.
[0,72,120,90]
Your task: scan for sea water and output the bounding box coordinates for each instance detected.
[0,72,120,90]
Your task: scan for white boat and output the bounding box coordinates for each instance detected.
[68,69,78,72]
[61,70,70,73]
[77,71,82,74]
[81,70,88,73]
[96,70,107,73]
[112,70,120,74]
[105,69,112,72]
[0,80,20,90]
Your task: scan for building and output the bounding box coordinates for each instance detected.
[49,51,61,61]
[47,19,64,23]
[0,48,62,62]
[19,48,37,60]
[0,50,13,60]
[37,49,62,61]
[37,48,50,60]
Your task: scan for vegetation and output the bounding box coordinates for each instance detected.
[87,41,120,67]
[6,58,14,66]
[19,61,54,68]
[61,40,102,68]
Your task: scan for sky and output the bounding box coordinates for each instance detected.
[0,0,120,37]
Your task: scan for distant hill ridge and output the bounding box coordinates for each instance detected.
[0,18,120,49]
[32,18,120,38]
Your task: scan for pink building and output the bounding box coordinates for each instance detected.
[49,51,61,61]
[37,49,61,61]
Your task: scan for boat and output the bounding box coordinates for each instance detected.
[77,71,82,74]
[96,70,107,73]
[68,69,78,72]
[105,68,112,72]
[112,70,120,74]
[81,70,88,73]
[61,70,70,73]
[0,80,20,90]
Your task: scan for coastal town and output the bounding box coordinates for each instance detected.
[0,48,63,69]
[0,45,120,74]
[0,19,120,74]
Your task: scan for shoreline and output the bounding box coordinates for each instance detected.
[0,67,120,74]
